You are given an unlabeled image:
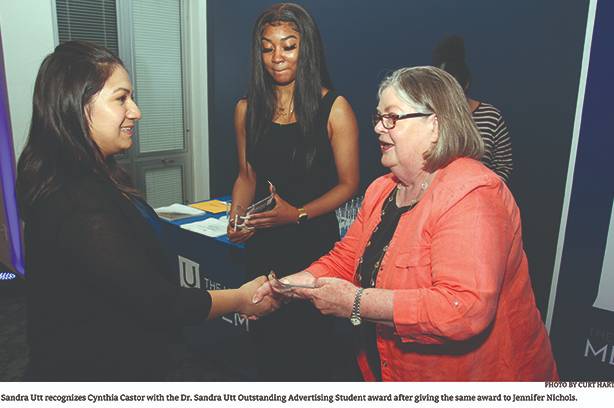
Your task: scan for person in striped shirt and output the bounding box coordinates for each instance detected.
[433,35,513,183]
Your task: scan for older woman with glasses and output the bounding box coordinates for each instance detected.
[255,66,558,381]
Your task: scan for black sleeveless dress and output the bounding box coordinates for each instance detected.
[246,91,343,381]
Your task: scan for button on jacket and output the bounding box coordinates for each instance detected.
[309,158,558,381]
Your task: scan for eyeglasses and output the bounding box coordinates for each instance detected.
[372,112,433,130]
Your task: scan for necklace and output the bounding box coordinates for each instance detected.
[276,94,294,118]
[356,173,434,287]
[383,177,429,217]
[357,187,416,288]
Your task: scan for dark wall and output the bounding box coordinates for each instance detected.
[206,0,590,315]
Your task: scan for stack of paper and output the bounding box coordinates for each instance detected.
[155,203,205,221]
[180,216,228,238]
[190,199,229,214]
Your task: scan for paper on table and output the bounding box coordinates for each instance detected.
[155,203,205,221]
[190,200,228,214]
[180,216,228,237]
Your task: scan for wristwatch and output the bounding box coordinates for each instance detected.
[350,287,365,326]
[297,207,309,224]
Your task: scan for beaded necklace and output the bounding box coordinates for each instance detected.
[356,179,428,288]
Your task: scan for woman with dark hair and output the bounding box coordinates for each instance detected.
[16,41,277,381]
[227,3,359,380]
[432,35,513,183]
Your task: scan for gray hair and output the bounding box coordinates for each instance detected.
[378,66,483,172]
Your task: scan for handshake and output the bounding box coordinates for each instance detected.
[235,271,315,320]
[237,270,358,321]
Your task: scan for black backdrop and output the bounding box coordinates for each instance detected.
[206,0,590,315]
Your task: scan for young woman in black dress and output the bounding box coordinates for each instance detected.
[227,3,359,380]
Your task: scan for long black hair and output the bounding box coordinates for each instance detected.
[246,2,333,170]
[16,41,136,220]
[432,35,471,92]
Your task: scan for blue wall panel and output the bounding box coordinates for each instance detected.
[206,0,590,314]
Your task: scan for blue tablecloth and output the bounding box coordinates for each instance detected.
[158,197,256,378]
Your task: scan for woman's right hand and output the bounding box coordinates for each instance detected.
[226,221,255,243]
[226,206,255,243]
[237,275,280,318]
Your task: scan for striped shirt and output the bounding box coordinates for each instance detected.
[472,102,513,183]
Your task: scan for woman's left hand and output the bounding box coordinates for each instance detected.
[294,277,358,318]
[245,191,298,229]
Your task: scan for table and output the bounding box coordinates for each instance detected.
[158,198,361,380]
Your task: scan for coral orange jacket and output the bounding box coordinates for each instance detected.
[309,158,558,381]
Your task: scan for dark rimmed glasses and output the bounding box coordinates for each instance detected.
[372,112,433,130]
